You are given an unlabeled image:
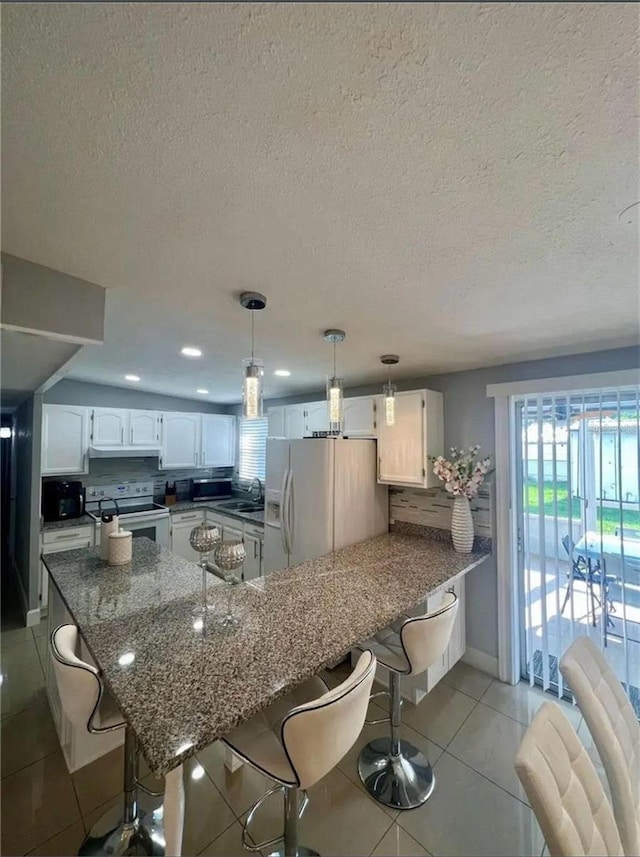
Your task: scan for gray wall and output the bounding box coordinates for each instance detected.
[13,392,42,613]
[263,345,640,661]
[44,379,233,414]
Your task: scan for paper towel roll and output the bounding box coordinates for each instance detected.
[100,517,119,560]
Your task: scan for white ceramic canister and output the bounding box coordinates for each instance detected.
[108,530,133,566]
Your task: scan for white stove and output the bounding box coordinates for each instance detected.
[85,481,171,547]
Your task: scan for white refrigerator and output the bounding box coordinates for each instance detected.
[264,438,389,574]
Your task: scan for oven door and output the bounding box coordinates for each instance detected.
[98,515,171,549]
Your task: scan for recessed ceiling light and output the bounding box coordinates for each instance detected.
[274,369,291,377]
[125,374,141,382]
[0,427,11,439]
[181,346,202,358]
[196,389,209,395]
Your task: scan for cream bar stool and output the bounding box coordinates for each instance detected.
[51,624,185,856]
[357,591,458,809]
[559,636,640,856]
[515,701,623,857]
[221,650,376,857]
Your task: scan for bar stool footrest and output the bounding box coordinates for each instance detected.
[241,785,310,853]
[358,736,435,810]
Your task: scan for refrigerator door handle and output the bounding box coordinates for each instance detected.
[279,469,289,554]
[283,469,292,554]
[286,470,294,554]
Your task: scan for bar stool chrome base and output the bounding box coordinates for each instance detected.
[79,795,166,856]
[358,737,435,810]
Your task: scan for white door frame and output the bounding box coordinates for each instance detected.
[488,368,640,685]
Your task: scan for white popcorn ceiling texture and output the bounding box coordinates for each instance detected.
[2,3,638,402]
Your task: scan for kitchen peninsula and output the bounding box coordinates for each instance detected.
[42,532,490,778]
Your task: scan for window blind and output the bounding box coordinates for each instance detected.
[238,417,268,482]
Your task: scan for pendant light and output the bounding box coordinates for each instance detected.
[240,292,267,419]
[380,355,399,426]
[324,329,346,434]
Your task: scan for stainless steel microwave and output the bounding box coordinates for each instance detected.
[189,477,233,502]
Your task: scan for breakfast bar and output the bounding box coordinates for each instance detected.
[42,533,489,778]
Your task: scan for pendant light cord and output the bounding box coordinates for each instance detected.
[251,310,255,362]
[333,340,337,378]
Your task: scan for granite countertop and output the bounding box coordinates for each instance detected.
[42,533,489,777]
[167,499,264,527]
[41,513,95,532]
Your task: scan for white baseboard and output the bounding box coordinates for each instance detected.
[462,646,499,678]
[26,607,42,627]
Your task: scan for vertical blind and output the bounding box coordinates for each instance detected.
[517,387,640,716]
[238,417,268,482]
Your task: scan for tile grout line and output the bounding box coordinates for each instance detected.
[436,746,534,811]
[194,816,238,856]
[366,816,395,857]
[24,818,83,856]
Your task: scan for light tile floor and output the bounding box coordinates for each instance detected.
[2,623,597,857]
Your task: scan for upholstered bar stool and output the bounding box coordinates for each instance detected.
[221,650,376,857]
[559,636,640,857]
[357,591,458,810]
[515,701,623,857]
[50,624,185,856]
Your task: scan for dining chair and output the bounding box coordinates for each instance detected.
[559,636,640,856]
[560,534,614,630]
[515,701,623,857]
[51,623,185,856]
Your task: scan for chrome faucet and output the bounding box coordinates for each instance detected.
[249,477,263,504]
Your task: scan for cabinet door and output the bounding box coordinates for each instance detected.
[129,410,160,445]
[201,415,236,467]
[170,523,201,562]
[305,401,329,435]
[426,587,449,690]
[161,413,201,469]
[447,576,466,668]
[41,405,89,475]
[243,535,262,581]
[377,391,427,487]
[267,407,286,438]
[91,408,127,446]
[285,405,306,439]
[343,397,376,437]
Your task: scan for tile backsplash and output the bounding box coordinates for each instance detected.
[390,484,492,538]
[42,457,233,501]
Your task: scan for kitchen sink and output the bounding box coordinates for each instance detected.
[216,499,264,513]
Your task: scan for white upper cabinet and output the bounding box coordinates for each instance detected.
[41,405,90,475]
[201,414,236,467]
[343,396,376,438]
[129,410,160,445]
[267,407,286,438]
[305,401,329,435]
[160,412,201,469]
[91,408,128,446]
[376,389,443,488]
[285,404,306,439]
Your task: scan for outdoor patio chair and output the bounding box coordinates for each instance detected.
[561,534,614,630]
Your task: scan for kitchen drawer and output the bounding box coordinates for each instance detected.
[42,526,93,547]
[171,510,205,526]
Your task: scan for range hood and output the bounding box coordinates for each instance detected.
[88,444,161,459]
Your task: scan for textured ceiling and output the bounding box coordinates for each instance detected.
[2,3,638,403]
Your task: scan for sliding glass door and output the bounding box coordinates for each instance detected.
[516,387,640,715]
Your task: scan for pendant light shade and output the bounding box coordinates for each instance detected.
[324,329,346,434]
[240,292,267,419]
[380,355,399,427]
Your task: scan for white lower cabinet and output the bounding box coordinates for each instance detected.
[170,510,205,562]
[40,526,94,613]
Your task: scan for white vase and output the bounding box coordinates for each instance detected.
[451,495,474,553]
